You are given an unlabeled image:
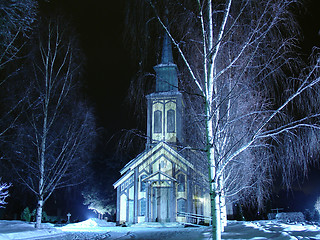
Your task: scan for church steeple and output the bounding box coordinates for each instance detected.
[146,30,183,148]
[154,31,179,92]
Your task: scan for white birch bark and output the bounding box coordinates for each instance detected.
[35,200,43,228]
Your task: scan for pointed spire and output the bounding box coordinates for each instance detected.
[153,26,179,92]
[161,31,174,64]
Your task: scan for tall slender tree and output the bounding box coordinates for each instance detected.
[125,0,320,239]
[10,16,96,228]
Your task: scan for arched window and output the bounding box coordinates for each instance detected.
[154,110,162,133]
[139,198,146,216]
[140,175,147,192]
[167,109,175,133]
[177,198,186,213]
[177,174,185,192]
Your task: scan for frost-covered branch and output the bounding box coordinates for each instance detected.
[0,179,11,208]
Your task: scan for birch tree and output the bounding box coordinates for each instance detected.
[10,16,96,228]
[126,0,320,239]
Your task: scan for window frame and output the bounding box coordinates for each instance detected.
[154,110,162,133]
[167,109,175,133]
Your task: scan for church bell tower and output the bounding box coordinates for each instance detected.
[146,32,183,148]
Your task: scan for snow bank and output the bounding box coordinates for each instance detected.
[131,222,185,228]
[278,222,320,232]
[242,220,320,240]
[60,218,115,232]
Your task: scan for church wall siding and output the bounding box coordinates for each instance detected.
[137,170,148,223]
[134,168,139,223]
[146,182,151,222]
[128,186,134,223]
[170,181,176,222]
[118,174,135,224]
[187,168,193,223]
[116,187,120,223]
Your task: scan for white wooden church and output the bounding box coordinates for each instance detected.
[113,32,212,224]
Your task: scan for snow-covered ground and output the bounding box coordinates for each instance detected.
[0,220,64,239]
[0,218,320,240]
[224,220,320,240]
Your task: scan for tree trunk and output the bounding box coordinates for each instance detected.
[215,187,221,240]
[35,199,43,228]
[220,193,227,232]
[206,106,220,240]
[209,186,221,240]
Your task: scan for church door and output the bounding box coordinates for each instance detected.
[151,187,170,222]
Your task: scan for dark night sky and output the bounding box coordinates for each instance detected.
[46,0,320,133]
[41,0,136,132]
[36,0,320,218]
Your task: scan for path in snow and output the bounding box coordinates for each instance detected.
[1,219,320,240]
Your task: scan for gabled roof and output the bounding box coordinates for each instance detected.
[120,142,194,175]
[143,170,177,183]
[113,142,194,189]
[113,170,133,189]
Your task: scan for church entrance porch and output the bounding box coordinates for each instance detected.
[143,171,177,223]
[151,187,170,222]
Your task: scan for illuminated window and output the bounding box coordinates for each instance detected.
[177,198,186,213]
[140,175,147,192]
[177,174,185,192]
[167,109,175,133]
[154,110,162,133]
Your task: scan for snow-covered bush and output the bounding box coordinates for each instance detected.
[304,209,318,222]
[276,212,305,222]
[0,179,11,208]
[267,213,276,220]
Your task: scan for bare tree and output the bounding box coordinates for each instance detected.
[125,0,320,239]
[10,16,96,228]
